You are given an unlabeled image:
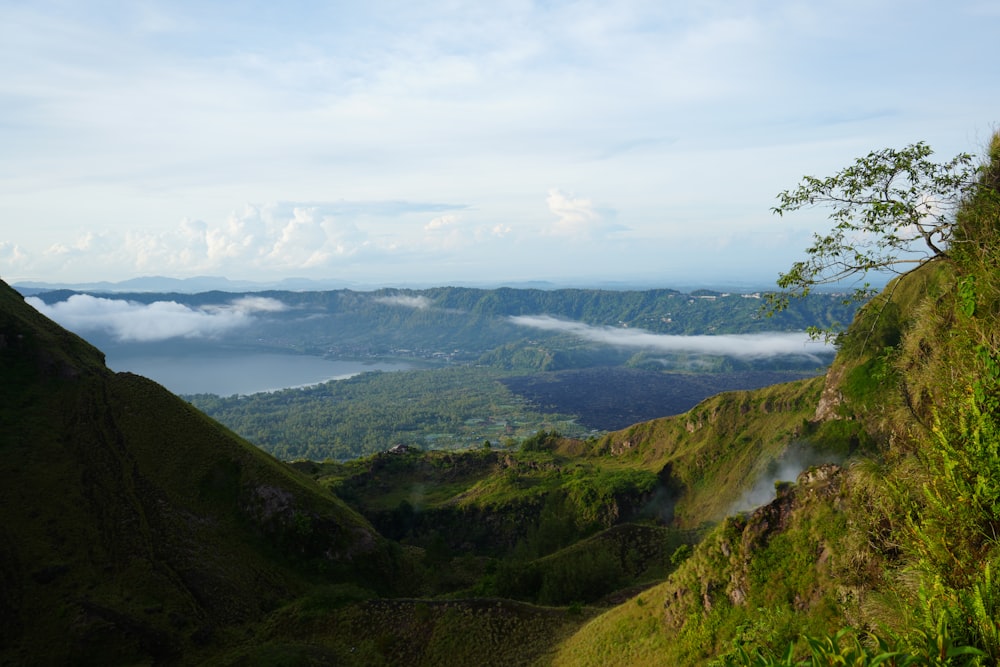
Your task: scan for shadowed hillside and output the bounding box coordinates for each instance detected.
[0,279,407,664]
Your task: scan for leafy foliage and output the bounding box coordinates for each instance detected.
[187,367,585,460]
[724,623,986,666]
[766,142,981,332]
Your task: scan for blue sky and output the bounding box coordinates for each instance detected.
[1,1,997,288]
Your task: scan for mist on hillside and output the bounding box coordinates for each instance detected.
[373,294,433,309]
[509,314,831,360]
[730,445,844,514]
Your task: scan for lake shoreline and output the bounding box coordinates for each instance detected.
[105,348,415,397]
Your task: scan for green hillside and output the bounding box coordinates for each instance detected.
[0,279,408,664]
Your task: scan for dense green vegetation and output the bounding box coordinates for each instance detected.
[186,366,587,460]
[187,366,821,460]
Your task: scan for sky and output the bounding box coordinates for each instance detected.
[1,1,998,289]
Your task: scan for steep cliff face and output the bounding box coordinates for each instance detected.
[0,281,399,665]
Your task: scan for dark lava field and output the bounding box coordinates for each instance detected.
[501,368,819,431]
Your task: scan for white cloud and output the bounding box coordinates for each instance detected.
[0,241,28,270]
[26,294,286,342]
[226,296,289,313]
[419,213,471,251]
[423,212,506,254]
[545,189,624,239]
[30,203,378,279]
[424,214,459,232]
[266,207,335,267]
[204,207,266,262]
[546,189,600,237]
[509,315,830,360]
[374,295,432,310]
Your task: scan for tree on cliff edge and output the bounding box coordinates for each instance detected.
[765,141,982,324]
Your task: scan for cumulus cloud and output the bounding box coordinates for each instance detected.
[419,213,472,251]
[26,294,286,342]
[42,232,117,266]
[509,315,830,360]
[424,214,460,232]
[374,295,433,310]
[545,189,622,239]
[546,189,600,236]
[0,241,28,270]
[204,203,369,269]
[11,200,498,283]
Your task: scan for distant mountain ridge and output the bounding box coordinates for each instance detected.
[26,284,852,365]
[13,274,803,295]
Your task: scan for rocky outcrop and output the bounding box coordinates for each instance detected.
[727,463,842,609]
[663,464,843,627]
[814,365,846,421]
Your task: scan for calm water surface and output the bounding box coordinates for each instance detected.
[106,349,412,396]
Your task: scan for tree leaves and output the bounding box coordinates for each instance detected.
[766,142,981,329]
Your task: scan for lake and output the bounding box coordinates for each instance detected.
[105,349,413,396]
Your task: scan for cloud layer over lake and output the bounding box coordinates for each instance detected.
[26,295,286,343]
[509,315,830,359]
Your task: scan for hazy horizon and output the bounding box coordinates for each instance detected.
[10,271,825,293]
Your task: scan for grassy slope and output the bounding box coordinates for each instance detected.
[0,280,403,665]
[596,376,826,527]
[546,264,947,666]
[552,466,848,665]
[321,369,825,529]
[296,365,832,664]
